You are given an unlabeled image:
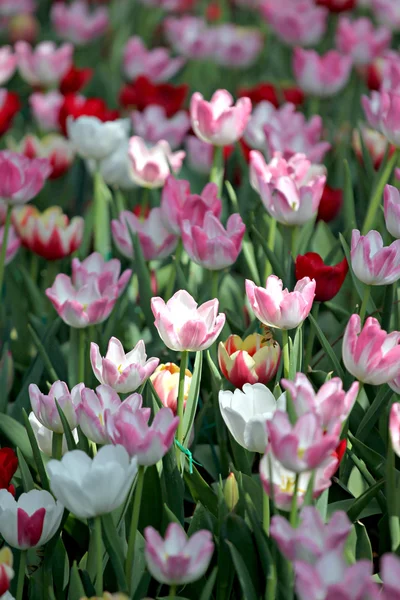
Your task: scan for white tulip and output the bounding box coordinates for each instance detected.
[67,116,130,161]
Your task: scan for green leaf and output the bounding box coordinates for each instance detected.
[308,313,345,379]
[355,522,373,561]
[356,387,393,442]
[343,159,357,233]
[226,541,258,600]
[184,465,218,517]
[348,433,385,477]
[199,568,218,600]
[130,232,154,331]
[244,494,271,576]
[289,324,303,379]
[55,400,77,451]
[0,343,10,413]
[183,351,203,447]
[68,561,85,600]
[28,322,60,383]
[347,479,385,522]
[17,448,34,492]
[101,513,128,593]
[0,413,33,461]
[161,449,184,525]
[251,225,284,280]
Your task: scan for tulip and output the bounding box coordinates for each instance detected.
[132,105,190,150]
[119,75,188,118]
[384,184,400,238]
[224,472,239,511]
[15,41,73,87]
[267,411,339,472]
[164,16,216,59]
[0,151,51,205]
[190,89,252,146]
[249,151,326,226]
[270,506,351,562]
[317,185,343,222]
[218,332,281,389]
[381,553,400,600]
[0,224,20,266]
[28,412,78,457]
[316,0,356,11]
[151,290,225,352]
[0,0,35,17]
[90,337,159,394]
[389,402,400,458]
[29,91,64,132]
[184,135,214,174]
[351,229,400,285]
[67,116,130,161]
[13,134,75,180]
[123,36,185,82]
[281,373,359,435]
[352,126,393,171]
[93,141,136,191]
[0,89,19,139]
[128,137,185,188]
[150,362,192,414]
[372,0,400,30]
[0,547,13,597]
[47,445,138,519]
[362,91,400,147]
[238,82,304,108]
[219,383,286,453]
[182,212,245,270]
[13,206,83,260]
[262,0,328,47]
[60,64,93,95]
[0,448,17,496]
[160,177,221,235]
[213,24,263,68]
[343,314,400,385]
[0,46,16,85]
[51,0,109,46]
[0,489,64,549]
[105,403,179,465]
[293,48,352,98]
[29,380,83,434]
[260,448,337,511]
[295,253,348,302]
[112,208,178,261]
[144,523,214,585]
[246,275,316,330]
[59,94,119,137]
[336,17,391,66]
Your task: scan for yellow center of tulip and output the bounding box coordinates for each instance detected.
[98,413,104,427]
[117,364,123,373]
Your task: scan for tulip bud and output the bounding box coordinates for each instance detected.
[0,546,14,596]
[79,594,129,600]
[224,472,239,511]
[150,362,192,414]
[218,332,280,389]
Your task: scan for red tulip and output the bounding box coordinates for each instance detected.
[295,252,348,302]
[237,82,304,108]
[119,75,188,118]
[58,93,119,136]
[59,65,93,95]
[317,185,343,222]
[0,91,20,137]
[316,0,356,12]
[0,448,18,496]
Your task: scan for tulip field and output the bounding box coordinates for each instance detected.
[2,0,400,598]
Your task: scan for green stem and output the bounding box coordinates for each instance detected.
[387,434,400,551]
[266,563,277,600]
[263,490,270,535]
[308,96,320,118]
[362,148,400,235]
[15,550,26,600]
[0,204,12,295]
[165,240,183,301]
[169,584,177,598]
[289,475,299,527]
[281,329,290,379]
[93,170,111,259]
[304,303,320,372]
[210,146,224,197]
[126,466,145,593]
[210,270,219,300]
[51,432,63,460]
[78,328,86,384]
[359,285,371,323]
[114,188,126,215]
[176,350,189,465]
[265,217,277,279]
[30,253,39,283]
[93,516,103,595]
[290,226,299,259]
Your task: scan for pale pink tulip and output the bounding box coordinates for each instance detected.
[0,0,35,16]
[128,136,185,188]
[0,225,20,266]
[184,135,214,174]
[0,46,16,85]
[363,90,400,146]
[182,211,245,270]
[105,403,179,465]
[351,229,400,285]
[51,0,109,45]
[0,150,51,205]
[151,289,225,352]
[352,126,392,170]
[281,373,359,435]
[144,523,214,585]
[389,403,400,457]
[262,0,328,47]
[15,41,73,87]
[381,553,400,600]
[293,48,352,98]
[72,252,131,295]
[336,16,391,66]
[29,91,64,132]
[372,0,400,31]
[384,185,400,238]
[90,337,159,394]
[123,36,185,82]
[190,89,252,146]
[246,275,316,330]
[12,134,75,180]
[343,314,400,385]
[164,16,216,59]
[150,363,192,414]
[213,24,263,68]
[111,208,178,261]
[132,106,190,150]
[29,380,83,433]
[249,151,326,226]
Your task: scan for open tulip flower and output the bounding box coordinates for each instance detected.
[293,48,352,98]
[29,380,83,433]
[131,105,190,150]
[123,36,185,83]
[295,252,348,302]
[0,150,51,205]
[28,412,79,457]
[13,134,75,180]
[0,448,18,495]
[351,229,400,285]
[50,0,109,46]
[128,136,185,188]
[67,116,130,161]
[15,40,73,87]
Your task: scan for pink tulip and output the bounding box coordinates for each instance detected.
[132,106,190,150]
[260,448,338,511]
[161,177,221,235]
[150,362,192,414]
[352,125,391,170]
[144,523,214,585]
[362,90,400,146]
[123,36,185,82]
[281,373,359,435]
[0,225,20,266]
[151,289,226,351]
[336,16,391,66]
[270,506,351,562]
[381,553,400,600]
[51,0,109,45]
[0,0,35,16]
[164,16,216,59]
[293,48,352,98]
[13,134,75,180]
[184,135,214,174]
[128,136,185,188]
[372,0,400,31]
[0,46,16,85]
[262,0,328,47]
[182,211,245,270]
[389,402,400,457]
[249,151,326,226]
[29,91,64,132]
[90,337,159,394]
[15,41,73,87]
[46,253,131,328]
[213,24,263,68]
[343,314,400,385]
[246,275,315,330]
[29,380,83,434]
[351,229,400,285]
[267,411,339,472]
[384,185,400,238]
[111,208,178,261]
[190,89,252,146]
[105,403,179,465]
[76,384,146,444]
[0,151,51,205]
